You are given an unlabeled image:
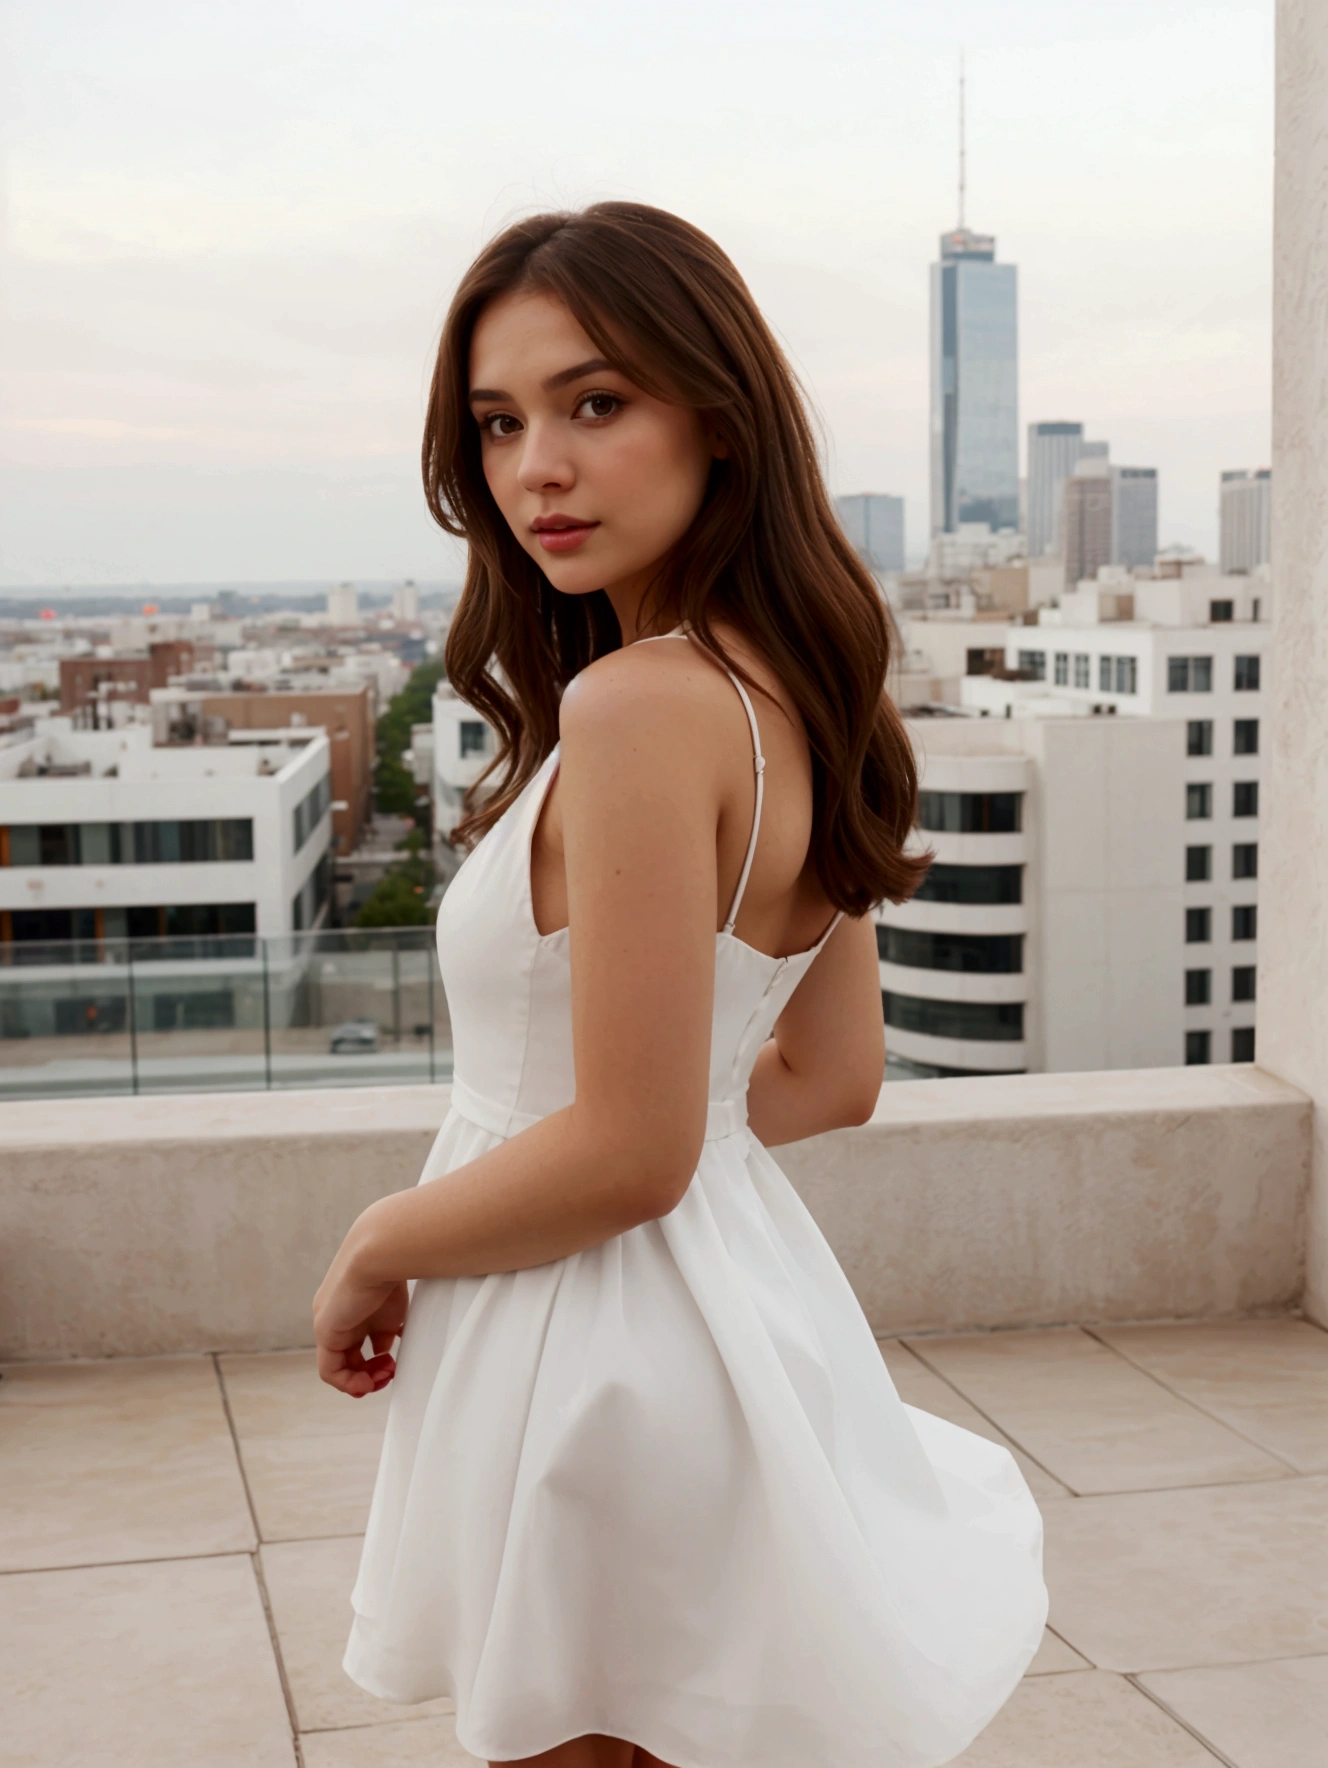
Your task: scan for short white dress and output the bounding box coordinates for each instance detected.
[344,640,1048,1767]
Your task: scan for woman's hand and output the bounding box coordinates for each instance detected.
[313,1226,409,1397]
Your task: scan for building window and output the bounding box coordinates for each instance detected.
[1053,652,1069,686]
[1209,600,1234,622]
[1185,969,1211,1006]
[1187,720,1213,756]
[877,926,1023,974]
[911,862,1023,905]
[4,819,255,866]
[1233,781,1259,818]
[292,774,332,853]
[882,992,1025,1043]
[1185,845,1212,882]
[1186,907,1212,944]
[1253,597,1262,622]
[1232,904,1258,941]
[1233,718,1259,755]
[1231,1026,1256,1063]
[1114,656,1137,694]
[1018,650,1046,681]
[1234,654,1261,691]
[916,792,1022,834]
[1186,783,1213,820]
[1168,656,1213,692]
[1098,655,1112,692]
[459,720,489,758]
[1185,1030,1212,1065]
[1232,965,1257,1002]
[1074,654,1090,689]
[1232,842,1258,880]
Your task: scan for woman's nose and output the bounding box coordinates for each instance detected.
[516,420,574,494]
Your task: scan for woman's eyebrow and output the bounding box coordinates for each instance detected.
[469,357,616,405]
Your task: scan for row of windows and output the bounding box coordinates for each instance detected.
[292,773,332,853]
[1169,655,1261,693]
[877,925,1023,974]
[1188,1027,1256,1065]
[1015,653,1261,696]
[1186,905,1258,943]
[1185,966,1256,1006]
[1187,843,1257,882]
[1185,782,1259,819]
[2,903,257,951]
[916,791,1022,834]
[3,820,254,867]
[1188,718,1258,756]
[912,862,1023,905]
[882,992,1024,1043]
[1021,650,1141,694]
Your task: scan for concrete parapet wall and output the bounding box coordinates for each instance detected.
[0,1066,1310,1360]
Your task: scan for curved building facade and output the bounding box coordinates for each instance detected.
[878,750,1031,1078]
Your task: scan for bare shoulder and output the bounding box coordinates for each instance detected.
[559,637,737,753]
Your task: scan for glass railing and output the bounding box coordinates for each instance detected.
[0,927,450,1100]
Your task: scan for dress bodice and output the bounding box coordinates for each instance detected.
[436,645,840,1144]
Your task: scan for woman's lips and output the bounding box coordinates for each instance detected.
[534,522,598,553]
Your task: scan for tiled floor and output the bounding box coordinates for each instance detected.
[3,1318,1327,1766]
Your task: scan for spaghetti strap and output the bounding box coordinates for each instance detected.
[633,628,764,936]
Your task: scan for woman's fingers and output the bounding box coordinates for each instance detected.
[317,1338,397,1396]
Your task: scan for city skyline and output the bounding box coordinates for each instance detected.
[1,0,1273,584]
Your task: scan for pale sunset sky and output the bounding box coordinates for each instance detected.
[0,0,1272,585]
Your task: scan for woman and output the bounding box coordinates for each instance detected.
[315,202,1046,1768]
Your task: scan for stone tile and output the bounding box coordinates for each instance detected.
[261,1536,453,1732]
[1028,1627,1092,1675]
[1044,1474,1328,1672]
[0,1554,295,1766]
[1141,1655,1328,1768]
[907,1326,1287,1495]
[301,1717,480,1766]
[0,1356,254,1571]
[219,1350,387,1541]
[954,1671,1221,1766]
[879,1340,1070,1500]
[1096,1317,1328,1473]
[242,1432,385,1541]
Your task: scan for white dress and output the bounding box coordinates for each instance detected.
[344,641,1048,1767]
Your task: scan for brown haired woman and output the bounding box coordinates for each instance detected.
[314,203,1047,1768]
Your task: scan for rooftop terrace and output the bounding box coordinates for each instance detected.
[5,1315,1326,1766]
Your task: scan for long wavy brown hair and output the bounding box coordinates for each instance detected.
[425,201,927,912]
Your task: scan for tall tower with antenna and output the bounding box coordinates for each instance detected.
[929,58,1019,538]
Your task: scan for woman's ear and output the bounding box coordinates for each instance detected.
[706,423,730,461]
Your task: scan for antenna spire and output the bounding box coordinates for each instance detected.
[958,52,967,229]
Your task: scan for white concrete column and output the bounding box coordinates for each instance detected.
[1263,0,1328,1321]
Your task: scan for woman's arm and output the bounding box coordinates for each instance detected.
[315,649,725,1388]
[744,910,885,1146]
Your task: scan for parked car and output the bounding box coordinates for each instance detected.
[329,1018,379,1054]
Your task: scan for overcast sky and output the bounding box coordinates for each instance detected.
[0,0,1272,587]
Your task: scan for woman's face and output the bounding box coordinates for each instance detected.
[469,290,722,602]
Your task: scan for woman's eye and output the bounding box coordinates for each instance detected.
[575,391,621,420]
[483,413,522,438]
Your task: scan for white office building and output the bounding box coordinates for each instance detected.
[883,570,1266,1076]
[0,717,333,956]
[326,582,359,625]
[1220,469,1272,575]
[392,581,422,622]
[836,494,906,574]
[432,682,497,842]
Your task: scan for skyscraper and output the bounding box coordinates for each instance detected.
[1063,458,1113,587]
[1111,467,1159,570]
[1026,423,1108,557]
[1220,470,1272,574]
[929,227,1019,537]
[836,494,905,573]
